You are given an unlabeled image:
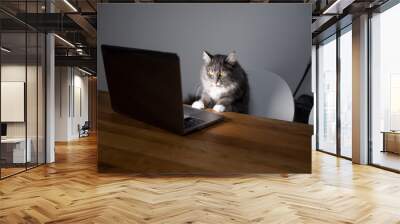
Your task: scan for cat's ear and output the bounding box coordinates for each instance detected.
[202,51,212,63]
[226,51,237,65]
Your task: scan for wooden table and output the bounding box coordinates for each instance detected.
[98,91,313,174]
[1,138,32,165]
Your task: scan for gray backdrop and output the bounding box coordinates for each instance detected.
[97,3,311,120]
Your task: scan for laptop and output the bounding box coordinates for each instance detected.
[101,45,224,135]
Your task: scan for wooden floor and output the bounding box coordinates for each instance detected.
[372,150,400,171]
[1,163,45,178]
[1,135,400,223]
[1,167,26,178]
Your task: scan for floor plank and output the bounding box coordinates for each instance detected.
[0,135,400,223]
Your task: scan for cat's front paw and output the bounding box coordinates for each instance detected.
[192,100,205,110]
[213,104,226,112]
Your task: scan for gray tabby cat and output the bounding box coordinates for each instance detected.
[192,50,249,113]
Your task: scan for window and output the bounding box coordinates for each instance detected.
[317,35,337,154]
[370,2,400,171]
[0,2,46,179]
[390,74,400,130]
[339,27,352,158]
[316,25,353,159]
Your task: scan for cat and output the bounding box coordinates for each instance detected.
[191,50,249,113]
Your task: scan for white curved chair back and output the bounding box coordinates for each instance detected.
[247,69,294,122]
[309,106,314,125]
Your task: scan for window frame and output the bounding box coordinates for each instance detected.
[315,23,353,160]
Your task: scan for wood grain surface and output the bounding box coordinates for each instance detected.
[98,91,312,174]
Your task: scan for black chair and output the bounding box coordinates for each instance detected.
[79,121,90,138]
[293,95,313,124]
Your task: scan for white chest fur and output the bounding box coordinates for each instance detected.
[208,86,229,100]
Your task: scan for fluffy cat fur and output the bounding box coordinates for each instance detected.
[191,50,249,113]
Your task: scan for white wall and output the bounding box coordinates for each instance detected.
[71,73,89,138]
[74,74,89,123]
[55,67,89,141]
[55,67,70,141]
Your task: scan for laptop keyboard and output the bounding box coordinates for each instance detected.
[184,117,204,129]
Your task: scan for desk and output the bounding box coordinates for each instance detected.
[1,138,31,164]
[98,91,313,174]
[382,131,400,154]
